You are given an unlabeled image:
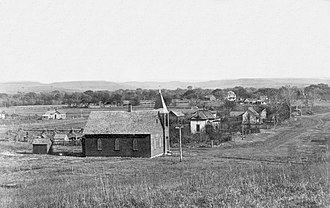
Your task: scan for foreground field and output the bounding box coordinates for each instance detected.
[0,113,329,207]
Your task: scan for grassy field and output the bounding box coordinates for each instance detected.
[0,103,329,207]
[0,142,328,208]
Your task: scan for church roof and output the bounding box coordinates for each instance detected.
[84,110,162,135]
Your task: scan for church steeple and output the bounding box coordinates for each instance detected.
[154,90,168,114]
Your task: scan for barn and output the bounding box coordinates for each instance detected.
[32,138,52,154]
[82,91,170,158]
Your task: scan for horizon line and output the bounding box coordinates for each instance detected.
[1,77,329,84]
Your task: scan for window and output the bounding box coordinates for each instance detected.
[156,137,159,148]
[114,139,120,151]
[196,124,200,132]
[133,139,138,151]
[154,138,157,149]
[97,139,102,151]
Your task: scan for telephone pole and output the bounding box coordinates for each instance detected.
[175,126,183,162]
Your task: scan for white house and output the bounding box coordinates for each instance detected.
[258,108,267,123]
[189,110,216,134]
[0,111,6,119]
[242,107,260,125]
[42,110,66,120]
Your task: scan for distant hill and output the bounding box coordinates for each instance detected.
[1,78,329,94]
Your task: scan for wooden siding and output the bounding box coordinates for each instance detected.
[33,144,51,154]
[83,134,152,158]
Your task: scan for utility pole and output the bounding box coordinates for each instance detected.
[175,126,183,162]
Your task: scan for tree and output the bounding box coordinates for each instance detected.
[224,100,236,110]
[110,93,122,105]
[280,85,297,119]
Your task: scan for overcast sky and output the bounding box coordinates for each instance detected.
[0,0,329,83]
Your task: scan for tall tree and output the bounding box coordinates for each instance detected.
[280,85,297,119]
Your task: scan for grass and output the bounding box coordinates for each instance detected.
[0,103,330,207]
[0,142,329,208]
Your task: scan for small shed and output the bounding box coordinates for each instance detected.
[32,138,52,154]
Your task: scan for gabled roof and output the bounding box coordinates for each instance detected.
[246,107,260,117]
[84,110,162,135]
[170,110,185,117]
[44,110,65,115]
[229,111,245,117]
[190,110,215,120]
[255,107,267,114]
[54,134,68,139]
[33,138,52,145]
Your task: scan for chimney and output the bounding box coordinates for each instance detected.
[128,104,132,112]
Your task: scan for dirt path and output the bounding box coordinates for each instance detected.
[214,113,330,164]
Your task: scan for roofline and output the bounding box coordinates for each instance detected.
[84,133,152,136]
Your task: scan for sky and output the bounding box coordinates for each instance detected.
[0,0,329,83]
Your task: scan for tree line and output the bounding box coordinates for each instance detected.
[0,83,329,108]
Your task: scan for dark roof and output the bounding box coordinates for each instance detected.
[84,110,162,135]
[255,107,267,114]
[189,110,215,120]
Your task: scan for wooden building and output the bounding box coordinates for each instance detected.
[42,110,66,120]
[139,100,156,107]
[189,110,216,134]
[53,134,69,145]
[169,110,185,124]
[82,91,170,158]
[32,138,52,154]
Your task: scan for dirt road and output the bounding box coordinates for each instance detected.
[213,113,330,164]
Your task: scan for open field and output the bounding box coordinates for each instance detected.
[0,110,329,207]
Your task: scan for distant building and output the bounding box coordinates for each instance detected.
[122,100,130,106]
[42,110,66,120]
[203,95,217,101]
[189,110,216,134]
[82,91,170,158]
[0,111,6,119]
[53,134,69,145]
[32,138,52,154]
[171,99,190,108]
[229,111,245,125]
[139,100,155,107]
[257,108,267,123]
[242,107,260,125]
[169,110,185,125]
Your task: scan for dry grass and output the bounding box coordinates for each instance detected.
[0,141,329,208]
[0,103,330,207]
